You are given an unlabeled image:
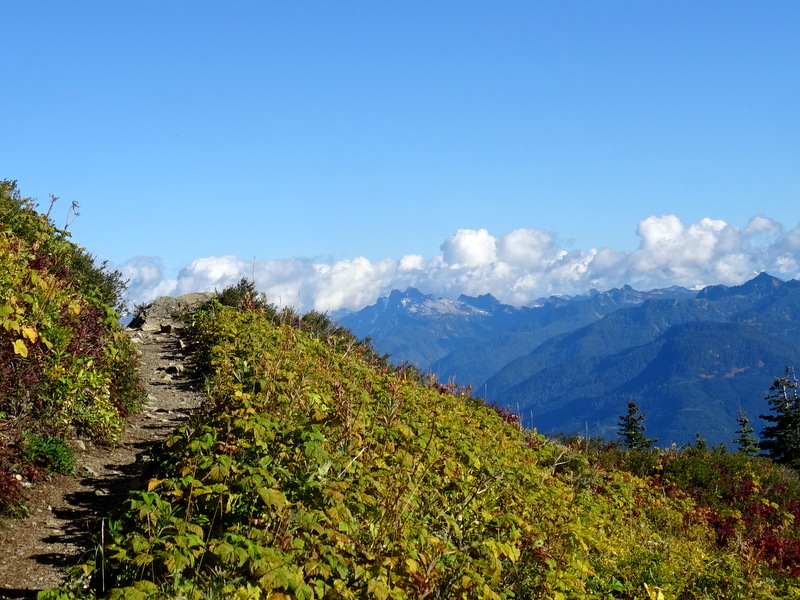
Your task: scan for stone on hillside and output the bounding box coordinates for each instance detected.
[128,292,215,332]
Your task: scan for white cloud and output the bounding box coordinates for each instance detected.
[768,224,800,275]
[253,258,318,309]
[120,257,177,308]
[745,215,781,237]
[441,229,497,267]
[496,228,554,267]
[174,255,248,296]
[313,257,397,312]
[624,216,751,287]
[784,225,800,251]
[399,254,425,271]
[123,215,800,314]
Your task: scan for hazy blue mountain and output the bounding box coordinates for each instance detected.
[436,285,698,390]
[338,284,694,386]
[483,273,800,445]
[335,288,502,369]
[336,274,800,446]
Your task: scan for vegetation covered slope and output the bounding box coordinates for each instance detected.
[0,181,143,515]
[43,299,800,599]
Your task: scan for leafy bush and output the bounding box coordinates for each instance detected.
[0,180,144,515]
[21,431,75,475]
[196,280,391,376]
[587,440,800,580]
[67,251,128,315]
[43,304,800,599]
[215,277,273,313]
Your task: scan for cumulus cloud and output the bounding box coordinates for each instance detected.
[313,257,397,312]
[123,215,800,314]
[496,228,554,267]
[120,257,177,307]
[627,217,747,284]
[165,255,250,300]
[746,215,782,237]
[399,254,425,271]
[441,229,497,267]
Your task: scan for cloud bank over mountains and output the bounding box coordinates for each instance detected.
[122,215,800,314]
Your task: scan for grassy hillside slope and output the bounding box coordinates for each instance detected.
[0,181,143,516]
[42,299,800,599]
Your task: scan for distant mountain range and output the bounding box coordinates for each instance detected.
[336,273,800,446]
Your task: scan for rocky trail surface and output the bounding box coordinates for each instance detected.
[0,296,209,599]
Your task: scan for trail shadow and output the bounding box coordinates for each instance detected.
[0,327,203,594]
[0,587,40,599]
[25,460,153,577]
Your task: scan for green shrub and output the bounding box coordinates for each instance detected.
[0,180,145,517]
[0,180,143,442]
[67,251,128,315]
[215,277,273,314]
[21,431,75,475]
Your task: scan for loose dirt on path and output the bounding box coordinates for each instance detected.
[0,325,204,599]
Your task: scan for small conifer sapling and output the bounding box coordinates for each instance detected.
[618,401,658,450]
[733,409,760,456]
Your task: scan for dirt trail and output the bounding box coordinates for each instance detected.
[0,325,203,599]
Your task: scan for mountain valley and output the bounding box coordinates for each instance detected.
[337,273,800,445]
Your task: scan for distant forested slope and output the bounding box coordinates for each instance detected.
[338,274,800,445]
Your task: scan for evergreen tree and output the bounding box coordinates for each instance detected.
[693,433,708,452]
[733,409,760,456]
[618,401,658,450]
[759,367,800,469]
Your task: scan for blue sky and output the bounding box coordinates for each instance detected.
[4,2,800,312]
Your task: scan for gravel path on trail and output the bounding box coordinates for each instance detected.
[0,326,204,599]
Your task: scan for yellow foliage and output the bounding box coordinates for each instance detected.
[12,338,28,357]
[21,325,38,342]
[645,583,665,600]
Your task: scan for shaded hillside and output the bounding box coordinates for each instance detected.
[484,273,800,445]
[339,285,693,387]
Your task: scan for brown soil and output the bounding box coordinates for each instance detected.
[0,325,203,599]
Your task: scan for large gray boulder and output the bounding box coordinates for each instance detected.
[128,292,216,332]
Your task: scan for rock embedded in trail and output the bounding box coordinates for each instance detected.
[128,292,215,332]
